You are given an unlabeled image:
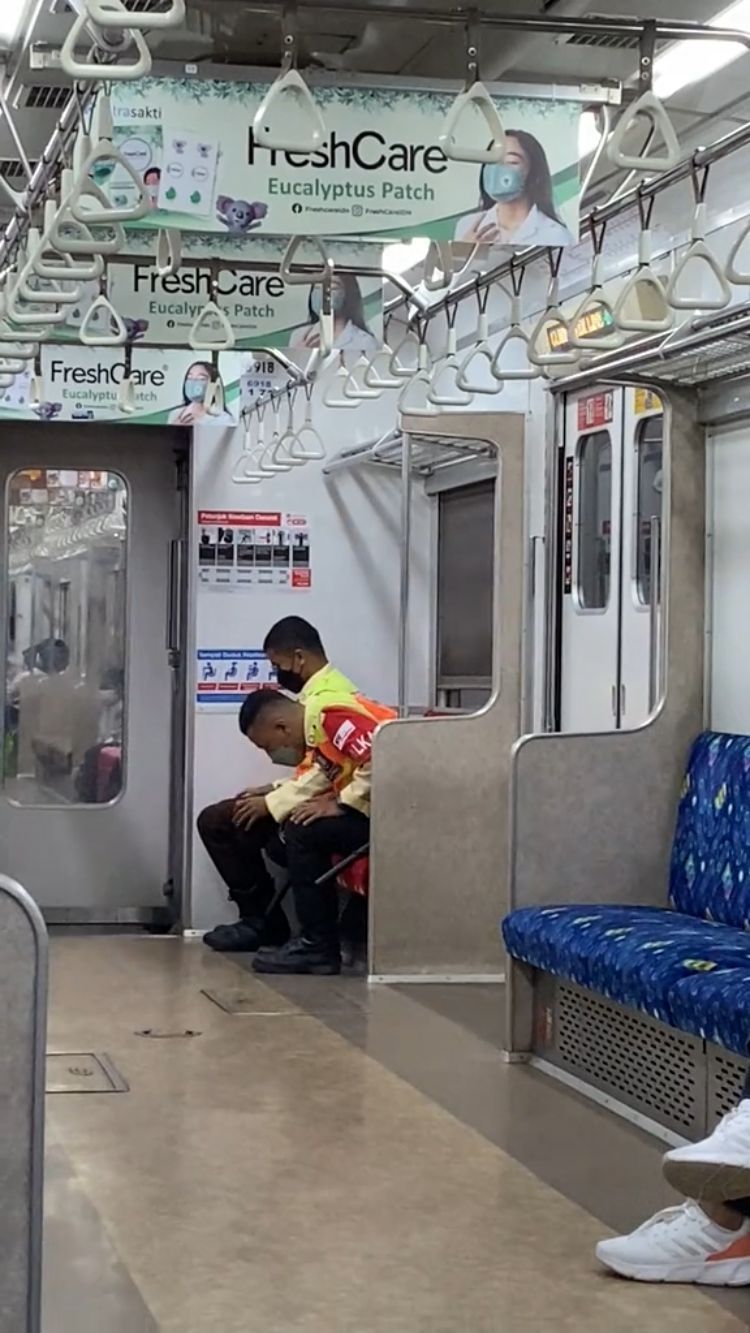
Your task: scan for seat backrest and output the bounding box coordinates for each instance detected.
[669,731,750,927]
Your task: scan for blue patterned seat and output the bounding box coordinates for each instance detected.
[671,969,750,1055]
[502,732,750,1047]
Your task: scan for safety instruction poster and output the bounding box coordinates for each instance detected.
[197,509,312,590]
[196,649,278,708]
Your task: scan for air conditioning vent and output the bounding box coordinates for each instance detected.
[21,85,72,111]
[564,16,639,50]
[53,0,173,9]
[0,159,35,182]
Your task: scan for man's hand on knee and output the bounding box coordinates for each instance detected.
[288,795,342,826]
[232,793,269,829]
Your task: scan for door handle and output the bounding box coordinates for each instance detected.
[648,515,662,711]
[165,539,184,654]
[611,684,617,717]
[620,682,626,716]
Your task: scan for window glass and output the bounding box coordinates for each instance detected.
[635,415,664,606]
[4,469,127,806]
[577,431,612,610]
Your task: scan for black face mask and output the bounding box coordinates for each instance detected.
[275,666,306,695]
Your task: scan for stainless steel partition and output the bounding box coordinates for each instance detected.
[0,874,47,1333]
[370,412,525,978]
[506,388,705,1051]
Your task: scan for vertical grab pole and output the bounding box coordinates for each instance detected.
[648,514,662,712]
[0,873,48,1333]
[398,431,412,717]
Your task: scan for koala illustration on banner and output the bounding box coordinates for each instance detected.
[215,196,268,233]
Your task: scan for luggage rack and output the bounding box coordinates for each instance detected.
[323,429,493,477]
[550,297,750,391]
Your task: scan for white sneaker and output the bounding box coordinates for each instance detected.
[596,1201,750,1284]
[664,1100,750,1202]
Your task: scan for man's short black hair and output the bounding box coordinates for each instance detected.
[262,616,325,657]
[238,688,293,734]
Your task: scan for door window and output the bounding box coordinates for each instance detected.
[436,480,495,708]
[634,415,663,606]
[4,468,128,806]
[576,430,612,610]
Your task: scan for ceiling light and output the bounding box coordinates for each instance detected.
[653,0,750,99]
[0,0,31,46]
[382,237,430,277]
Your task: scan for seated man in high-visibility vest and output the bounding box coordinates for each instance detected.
[198,617,394,974]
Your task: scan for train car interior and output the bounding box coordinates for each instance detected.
[5,1,750,1330]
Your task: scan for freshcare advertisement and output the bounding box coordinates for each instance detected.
[0,346,247,426]
[108,78,582,247]
[47,246,383,354]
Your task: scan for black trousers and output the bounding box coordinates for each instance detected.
[197,799,369,943]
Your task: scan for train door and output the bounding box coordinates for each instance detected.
[560,388,623,730]
[0,426,187,924]
[559,387,663,733]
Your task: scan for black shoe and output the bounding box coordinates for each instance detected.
[203,910,290,953]
[252,937,341,975]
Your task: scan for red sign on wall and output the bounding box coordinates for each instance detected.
[563,455,574,595]
[577,391,614,431]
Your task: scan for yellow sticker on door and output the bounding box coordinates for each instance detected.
[634,388,662,415]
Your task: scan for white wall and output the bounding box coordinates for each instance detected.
[708,423,750,736]
[188,399,434,930]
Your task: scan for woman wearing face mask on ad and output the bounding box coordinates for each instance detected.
[454,130,574,248]
[292,273,379,355]
[169,361,234,425]
[144,166,161,211]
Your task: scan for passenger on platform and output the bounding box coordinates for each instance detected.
[596,1078,750,1284]
[198,617,394,974]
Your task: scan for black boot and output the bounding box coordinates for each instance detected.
[252,936,341,975]
[204,908,290,953]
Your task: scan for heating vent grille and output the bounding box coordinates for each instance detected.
[709,1049,749,1124]
[21,85,72,111]
[548,981,702,1134]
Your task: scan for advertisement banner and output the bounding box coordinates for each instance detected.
[47,248,383,354]
[110,78,581,246]
[0,346,246,426]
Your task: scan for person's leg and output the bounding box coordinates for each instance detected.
[254,809,369,975]
[197,800,289,951]
[597,1068,750,1284]
[595,1198,750,1283]
[663,1067,750,1202]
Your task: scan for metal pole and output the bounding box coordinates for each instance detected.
[398,431,412,717]
[223,3,750,48]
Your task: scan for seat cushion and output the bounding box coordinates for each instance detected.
[502,904,750,1026]
[670,968,750,1057]
[670,731,750,929]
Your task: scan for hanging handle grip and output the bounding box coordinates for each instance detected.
[60,8,153,79]
[85,0,185,29]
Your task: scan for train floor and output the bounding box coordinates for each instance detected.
[43,936,750,1333]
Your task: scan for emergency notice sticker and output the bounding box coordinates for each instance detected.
[197,509,311,590]
[196,649,278,707]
